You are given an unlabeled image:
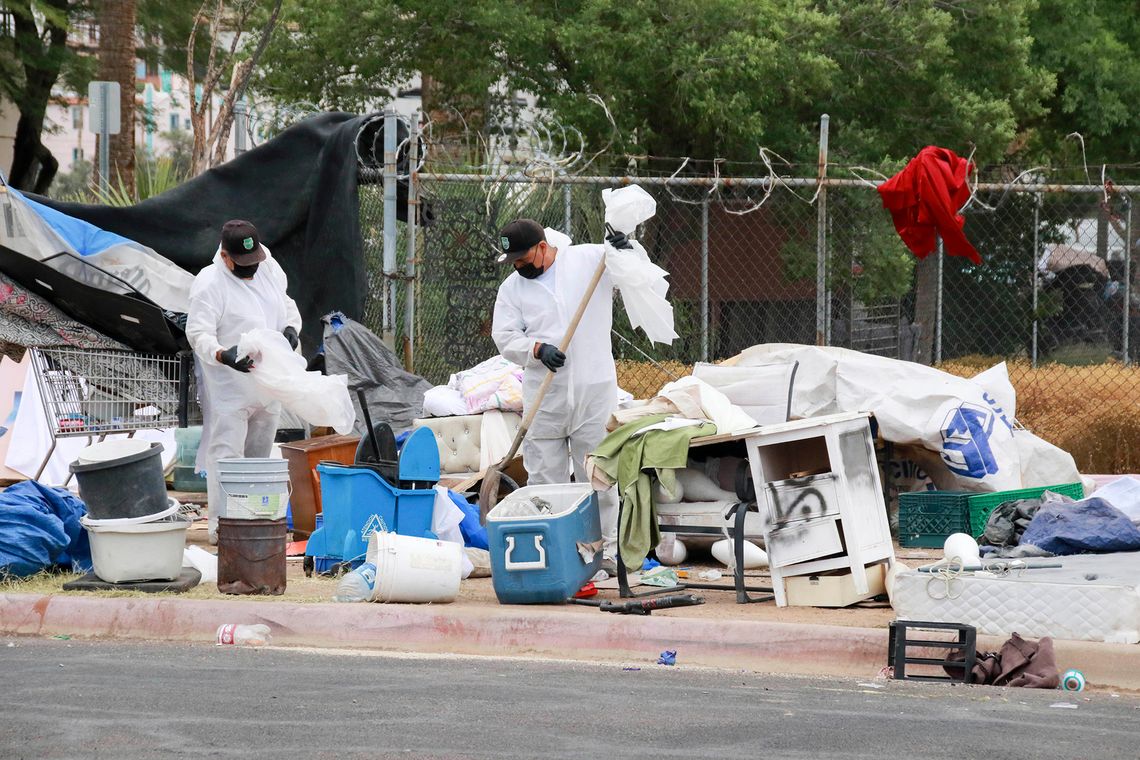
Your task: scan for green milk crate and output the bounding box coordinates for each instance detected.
[898,482,1084,548]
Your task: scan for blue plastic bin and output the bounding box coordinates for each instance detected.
[487,483,602,604]
[305,464,436,566]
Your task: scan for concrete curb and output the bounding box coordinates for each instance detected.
[2,593,1136,689]
[1,592,886,676]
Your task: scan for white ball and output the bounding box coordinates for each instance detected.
[711,538,768,569]
[943,532,981,566]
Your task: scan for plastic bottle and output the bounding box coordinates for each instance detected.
[215,623,272,646]
[333,562,377,602]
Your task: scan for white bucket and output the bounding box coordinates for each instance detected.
[217,458,290,520]
[366,531,462,604]
[81,514,191,583]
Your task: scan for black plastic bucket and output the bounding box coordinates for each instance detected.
[69,442,168,520]
[217,517,287,595]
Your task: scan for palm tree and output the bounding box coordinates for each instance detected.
[95,0,136,194]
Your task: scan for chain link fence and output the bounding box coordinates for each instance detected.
[359,164,1140,474]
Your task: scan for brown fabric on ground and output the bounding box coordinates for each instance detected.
[947,632,1060,687]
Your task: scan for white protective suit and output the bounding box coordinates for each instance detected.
[186,246,302,540]
[491,228,619,555]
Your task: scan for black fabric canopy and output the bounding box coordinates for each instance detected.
[33,112,410,353]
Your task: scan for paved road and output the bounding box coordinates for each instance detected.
[2,638,1137,759]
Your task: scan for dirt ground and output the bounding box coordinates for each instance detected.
[5,503,946,630]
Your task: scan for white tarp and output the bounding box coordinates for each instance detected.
[729,343,1085,493]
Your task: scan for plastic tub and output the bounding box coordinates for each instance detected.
[367,531,463,603]
[80,497,181,528]
[217,517,287,595]
[217,458,290,520]
[81,513,191,583]
[70,442,168,520]
[174,426,203,467]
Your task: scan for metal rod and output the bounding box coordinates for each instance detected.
[935,235,944,364]
[98,85,110,195]
[382,110,398,348]
[1032,193,1040,367]
[234,98,248,155]
[816,114,829,346]
[404,111,419,372]
[700,196,709,362]
[404,171,1140,195]
[1124,197,1133,366]
[563,183,572,235]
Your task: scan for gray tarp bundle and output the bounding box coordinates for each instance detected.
[320,312,429,434]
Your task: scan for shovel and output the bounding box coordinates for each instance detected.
[477,250,611,522]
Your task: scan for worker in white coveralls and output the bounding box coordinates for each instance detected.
[186,220,302,544]
[491,218,631,572]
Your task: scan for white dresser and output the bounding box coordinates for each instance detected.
[744,411,894,606]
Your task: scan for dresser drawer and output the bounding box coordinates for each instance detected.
[766,517,843,567]
[763,472,842,528]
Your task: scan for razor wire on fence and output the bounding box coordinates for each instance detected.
[359,139,1140,474]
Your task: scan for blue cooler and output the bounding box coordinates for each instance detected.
[487,483,602,604]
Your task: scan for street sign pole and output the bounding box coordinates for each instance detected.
[87,81,121,195]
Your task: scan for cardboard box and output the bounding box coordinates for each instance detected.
[783,562,888,607]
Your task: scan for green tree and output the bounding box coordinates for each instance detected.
[256,0,1054,167]
[1027,0,1140,167]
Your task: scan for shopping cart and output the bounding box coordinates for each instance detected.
[28,347,202,481]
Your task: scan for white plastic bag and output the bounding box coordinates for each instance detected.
[603,186,657,233]
[602,186,678,345]
[182,545,218,583]
[237,328,355,434]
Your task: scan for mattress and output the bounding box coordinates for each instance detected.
[892,552,1140,644]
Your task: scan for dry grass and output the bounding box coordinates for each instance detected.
[616,359,691,399]
[940,357,1140,474]
[617,356,1140,474]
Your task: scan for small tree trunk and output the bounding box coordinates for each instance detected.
[912,253,938,365]
[95,0,138,195]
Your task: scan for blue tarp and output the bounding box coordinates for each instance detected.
[447,489,488,550]
[11,187,136,257]
[1021,497,1140,555]
[0,481,91,578]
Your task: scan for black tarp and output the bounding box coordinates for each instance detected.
[33,112,410,354]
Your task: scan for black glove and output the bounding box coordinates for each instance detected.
[605,227,633,250]
[283,325,300,351]
[218,345,254,373]
[536,343,566,372]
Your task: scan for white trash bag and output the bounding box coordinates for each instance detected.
[237,328,355,434]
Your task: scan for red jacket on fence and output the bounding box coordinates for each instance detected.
[877,145,983,265]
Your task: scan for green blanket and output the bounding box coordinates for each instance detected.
[590,415,717,571]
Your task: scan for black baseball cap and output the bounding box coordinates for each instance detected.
[496,219,545,263]
[220,220,267,265]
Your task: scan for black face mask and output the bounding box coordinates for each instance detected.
[231,262,260,279]
[515,262,544,279]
